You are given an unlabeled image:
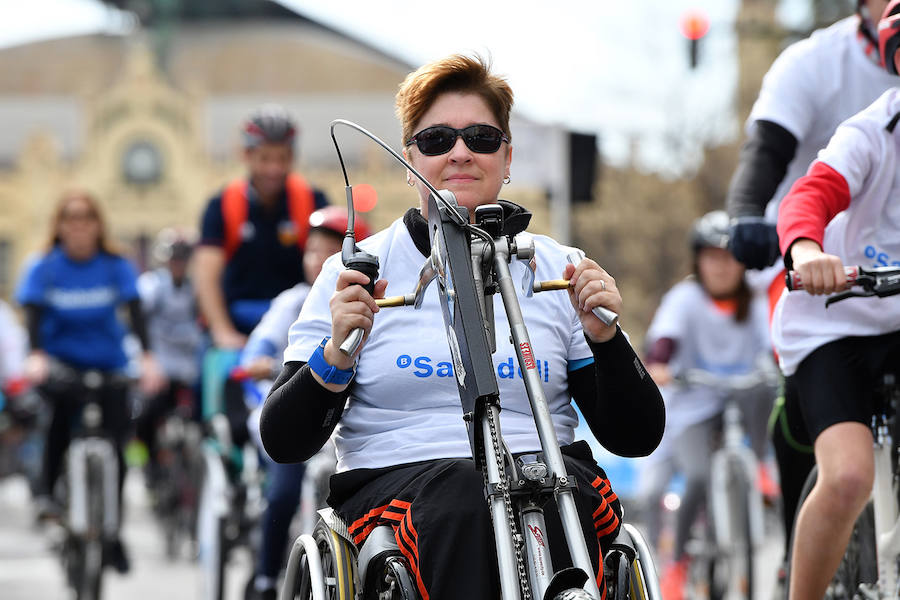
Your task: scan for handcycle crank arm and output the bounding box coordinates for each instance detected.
[375,294,416,308]
[340,258,437,355]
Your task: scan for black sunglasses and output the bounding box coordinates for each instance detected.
[406,124,510,156]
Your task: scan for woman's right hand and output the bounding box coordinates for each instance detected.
[324,269,388,369]
[790,239,847,296]
[24,350,49,386]
[211,326,247,350]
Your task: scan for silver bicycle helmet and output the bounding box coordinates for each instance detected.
[242,104,297,149]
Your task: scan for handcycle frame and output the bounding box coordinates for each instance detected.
[280,120,661,600]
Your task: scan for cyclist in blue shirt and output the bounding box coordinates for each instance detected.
[17,189,165,573]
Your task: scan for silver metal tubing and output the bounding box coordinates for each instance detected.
[493,240,600,598]
[522,506,553,598]
[68,441,88,535]
[280,534,326,600]
[339,328,364,357]
[481,405,525,600]
[623,523,663,600]
[872,425,899,597]
[94,439,120,537]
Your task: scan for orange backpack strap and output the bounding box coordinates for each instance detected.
[285,173,316,250]
[221,179,249,261]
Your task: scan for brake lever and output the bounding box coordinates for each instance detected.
[825,289,876,308]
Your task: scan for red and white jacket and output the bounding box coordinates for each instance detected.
[773,88,900,376]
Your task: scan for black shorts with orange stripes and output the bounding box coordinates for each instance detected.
[326,440,622,599]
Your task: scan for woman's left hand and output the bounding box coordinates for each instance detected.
[139,353,167,396]
[564,258,622,343]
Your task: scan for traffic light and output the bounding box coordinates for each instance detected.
[569,132,598,204]
[679,10,710,69]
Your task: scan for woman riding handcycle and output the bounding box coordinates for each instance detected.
[260,54,666,599]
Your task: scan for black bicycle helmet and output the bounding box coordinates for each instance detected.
[153,227,195,264]
[690,210,730,252]
[242,104,297,149]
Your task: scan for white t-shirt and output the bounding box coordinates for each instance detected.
[773,88,900,375]
[243,282,311,365]
[137,268,202,384]
[645,279,771,440]
[284,216,594,472]
[747,16,897,222]
[0,299,26,384]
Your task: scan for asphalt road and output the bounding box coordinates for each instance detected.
[0,471,252,600]
[0,469,785,600]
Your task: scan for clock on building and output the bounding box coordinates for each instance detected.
[122,140,163,184]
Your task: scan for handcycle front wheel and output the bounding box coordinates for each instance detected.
[784,465,877,600]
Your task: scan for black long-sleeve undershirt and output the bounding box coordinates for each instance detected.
[23,299,151,353]
[726,119,799,219]
[260,327,665,464]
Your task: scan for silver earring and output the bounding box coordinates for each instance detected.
[407,173,415,187]
[503,175,511,185]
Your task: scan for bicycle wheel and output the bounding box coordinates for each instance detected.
[370,555,419,600]
[291,519,357,600]
[784,466,877,599]
[77,456,105,600]
[710,459,753,600]
[197,450,228,600]
[604,549,631,600]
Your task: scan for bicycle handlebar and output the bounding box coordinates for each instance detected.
[44,359,134,390]
[786,265,900,306]
[785,265,860,291]
[674,367,777,392]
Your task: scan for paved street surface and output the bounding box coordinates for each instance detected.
[0,471,252,600]
[1,470,785,600]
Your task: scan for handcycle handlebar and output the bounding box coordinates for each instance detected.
[786,265,900,306]
[373,267,619,326]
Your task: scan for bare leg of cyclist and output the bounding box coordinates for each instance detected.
[788,422,873,600]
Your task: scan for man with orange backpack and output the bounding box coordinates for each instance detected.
[194,104,330,350]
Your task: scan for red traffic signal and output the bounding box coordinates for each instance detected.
[679,10,710,41]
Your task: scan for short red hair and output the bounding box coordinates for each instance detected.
[396,54,514,146]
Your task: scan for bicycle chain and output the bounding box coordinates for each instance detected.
[483,405,532,600]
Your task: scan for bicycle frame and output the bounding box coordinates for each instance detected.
[708,398,765,553]
[67,433,119,539]
[426,191,600,599]
[870,384,900,598]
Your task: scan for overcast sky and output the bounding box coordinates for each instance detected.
[1,0,813,175]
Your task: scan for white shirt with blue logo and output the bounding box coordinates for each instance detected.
[284,216,594,472]
[772,88,900,376]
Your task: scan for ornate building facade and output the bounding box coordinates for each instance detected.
[0,11,552,299]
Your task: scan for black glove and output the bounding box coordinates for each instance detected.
[728,217,780,270]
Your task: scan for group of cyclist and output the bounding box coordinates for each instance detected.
[0,1,898,598]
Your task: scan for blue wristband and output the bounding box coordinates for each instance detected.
[307,336,356,385]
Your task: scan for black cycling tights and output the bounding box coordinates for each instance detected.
[770,375,815,557]
[41,383,131,504]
